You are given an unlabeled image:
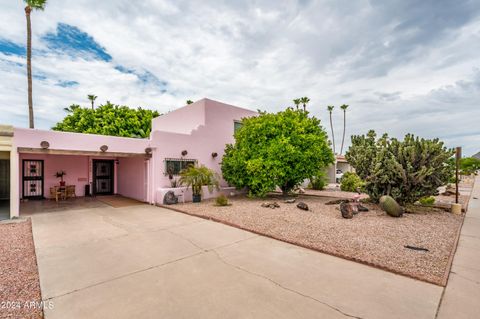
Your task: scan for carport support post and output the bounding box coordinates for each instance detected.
[10,148,19,218]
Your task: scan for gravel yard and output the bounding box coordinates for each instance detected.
[174,195,464,286]
[0,220,43,319]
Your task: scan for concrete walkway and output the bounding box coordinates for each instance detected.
[30,204,446,319]
[437,176,480,319]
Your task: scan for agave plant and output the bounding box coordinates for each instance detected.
[179,165,219,202]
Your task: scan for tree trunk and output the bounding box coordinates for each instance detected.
[91,101,94,110]
[25,6,34,129]
[340,110,346,155]
[329,113,336,154]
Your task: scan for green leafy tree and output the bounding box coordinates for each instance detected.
[339,104,349,155]
[186,100,194,105]
[24,0,47,128]
[346,130,454,204]
[53,102,160,138]
[221,108,334,197]
[460,157,480,175]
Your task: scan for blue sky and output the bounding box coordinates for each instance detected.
[0,0,479,155]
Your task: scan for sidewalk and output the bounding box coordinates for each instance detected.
[437,176,480,319]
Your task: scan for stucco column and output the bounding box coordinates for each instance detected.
[10,148,19,218]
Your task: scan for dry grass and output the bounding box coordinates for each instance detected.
[0,220,43,319]
[175,195,463,286]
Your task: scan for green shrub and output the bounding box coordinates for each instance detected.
[215,194,229,206]
[221,108,334,197]
[418,196,435,206]
[340,172,364,192]
[309,171,328,190]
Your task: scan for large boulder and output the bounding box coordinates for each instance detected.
[379,195,404,217]
[340,202,354,219]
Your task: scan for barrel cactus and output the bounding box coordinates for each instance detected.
[379,195,404,217]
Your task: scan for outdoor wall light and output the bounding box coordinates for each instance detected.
[211,152,218,158]
[145,147,152,154]
[181,150,188,156]
[40,141,50,149]
[100,145,108,152]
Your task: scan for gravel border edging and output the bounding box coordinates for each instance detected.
[157,204,463,287]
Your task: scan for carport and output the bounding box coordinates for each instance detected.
[11,128,152,218]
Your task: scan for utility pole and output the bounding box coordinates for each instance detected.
[456,146,462,204]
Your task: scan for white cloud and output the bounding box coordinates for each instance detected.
[0,0,479,155]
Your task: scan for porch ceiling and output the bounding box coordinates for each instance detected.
[18,147,151,158]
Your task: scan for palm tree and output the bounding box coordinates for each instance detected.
[87,94,97,110]
[300,96,310,111]
[24,0,47,129]
[327,105,336,154]
[293,98,301,110]
[340,104,349,155]
[186,100,194,105]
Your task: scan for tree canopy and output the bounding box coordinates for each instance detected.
[345,130,454,204]
[52,102,160,138]
[221,108,334,197]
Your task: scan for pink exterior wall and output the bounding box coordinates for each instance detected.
[14,128,150,154]
[150,99,257,202]
[117,157,147,202]
[152,100,206,134]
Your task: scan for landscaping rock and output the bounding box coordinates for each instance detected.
[297,202,309,211]
[163,191,178,205]
[284,198,296,203]
[298,187,306,194]
[325,199,348,205]
[340,202,354,219]
[358,204,369,212]
[261,202,280,209]
[379,195,404,217]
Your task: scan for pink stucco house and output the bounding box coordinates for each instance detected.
[0,98,257,219]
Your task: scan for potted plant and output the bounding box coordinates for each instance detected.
[55,170,66,186]
[179,165,219,202]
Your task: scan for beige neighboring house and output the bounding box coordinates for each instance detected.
[0,125,19,220]
[327,155,353,184]
[473,152,480,160]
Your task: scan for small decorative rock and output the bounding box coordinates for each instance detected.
[298,187,306,194]
[261,202,280,209]
[340,202,354,219]
[284,198,296,203]
[297,202,308,211]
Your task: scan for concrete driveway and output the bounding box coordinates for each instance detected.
[31,204,443,319]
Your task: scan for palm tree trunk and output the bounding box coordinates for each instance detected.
[329,113,336,154]
[25,6,34,129]
[340,110,346,155]
[91,101,94,110]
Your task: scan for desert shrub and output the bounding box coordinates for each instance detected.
[345,130,453,205]
[419,196,435,206]
[340,172,364,192]
[460,157,480,175]
[309,171,328,190]
[215,194,229,206]
[222,108,334,197]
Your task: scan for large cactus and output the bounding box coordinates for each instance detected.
[346,130,454,205]
[379,195,404,217]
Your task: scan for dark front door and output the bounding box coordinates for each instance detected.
[0,159,10,200]
[93,160,114,195]
[22,160,44,199]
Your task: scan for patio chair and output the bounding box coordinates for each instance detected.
[66,185,76,199]
[50,187,64,202]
